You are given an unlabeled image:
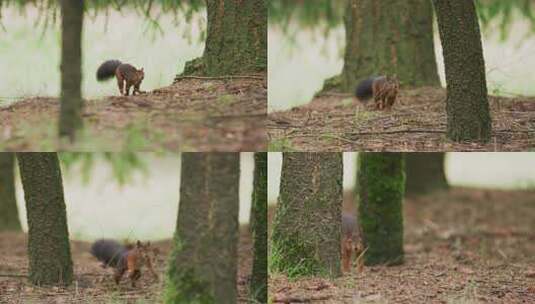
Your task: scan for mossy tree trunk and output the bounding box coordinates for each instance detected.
[271,153,343,278]
[58,0,84,141]
[166,153,239,304]
[182,0,267,76]
[324,0,439,92]
[0,153,21,231]
[432,0,491,142]
[250,152,267,303]
[357,153,404,266]
[405,153,449,196]
[17,153,73,286]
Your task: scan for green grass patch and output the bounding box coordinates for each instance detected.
[217,94,238,105]
[340,97,354,107]
[268,138,295,151]
[269,236,330,280]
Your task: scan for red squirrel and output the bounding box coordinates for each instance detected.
[96,60,145,96]
[355,75,400,110]
[90,239,158,286]
[342,213,364,273]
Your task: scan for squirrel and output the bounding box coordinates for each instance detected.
[341,212,364,273]
[96,60,145,96]
[355,75,400,110]
[90,239,158,286]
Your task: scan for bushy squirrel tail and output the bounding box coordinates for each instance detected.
[355,76,383,100]
[96,60,122,81]
[90,239,127,267]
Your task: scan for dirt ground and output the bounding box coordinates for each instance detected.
[0,227,253,303]
[268,188,535,303]
[268,87,535,151]
[0,75,266,152]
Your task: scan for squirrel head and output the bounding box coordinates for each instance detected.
[342,235,353,252]
[386,74,400,88]
[134,240,159,267]
[137,68,145,82]
[135,240,151,253]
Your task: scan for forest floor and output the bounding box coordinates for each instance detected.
[0,226,253,303]
[268,187,535,303]
[268,87,535,151]
[0,75,266,151]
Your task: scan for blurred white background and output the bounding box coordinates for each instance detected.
[15,153,253,241]
[269,16,535,111]
[268,153,535,203]
[0,6,205,104]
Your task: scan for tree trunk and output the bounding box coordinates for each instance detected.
[166,153,239,304]
[0,153,21,231]
[250,152,267,303]
[17,153,73,286]
[324,0,439,92]
[249,153,258,234]
[405,153,449,196]
[271,153,343,278]
[58,0,84,140]
[357,153,404,266]
[182,0,267,76]
[432,0,491,142]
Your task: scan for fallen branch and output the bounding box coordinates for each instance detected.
[272,294,332,303]
[152,112,266,122]
[348,129,445,136]
[207,113,267,120]
[0,273,27,278]
[317,92,353,98]
[346,129,533,136]
[174,75,264,82]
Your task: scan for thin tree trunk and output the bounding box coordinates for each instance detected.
[17,153,73,286]
[405,153,449,196]
[249,153,258,234]
[357,153,404,266]
[250,152,267,303]
[0,153,21,231]
[324,0,439,92]
[166,153,240,304]
[182,0,267,76]
[59,0,84,140]
[271,153,343,278]
[432,0,491,142]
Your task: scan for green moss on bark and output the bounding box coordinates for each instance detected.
[181,0,267,76]
[270,153,343,279]
[319,75,343,94]
[357,153,405,266]
[165,234,214,304]
[166,153,239,304]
